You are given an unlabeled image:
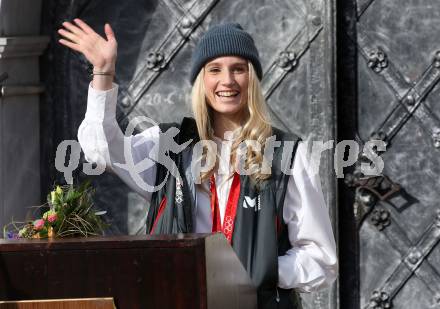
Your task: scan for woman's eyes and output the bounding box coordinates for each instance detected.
[207,67,246,73]
[233,67,246,73]
[208,67,221,73]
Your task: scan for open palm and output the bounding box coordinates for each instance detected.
[58,18,117,71]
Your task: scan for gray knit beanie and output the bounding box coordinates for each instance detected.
[190,23,263,84]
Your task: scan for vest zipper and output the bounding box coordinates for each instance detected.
[275,287,280,303]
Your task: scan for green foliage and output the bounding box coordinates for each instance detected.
[4,180,108,239]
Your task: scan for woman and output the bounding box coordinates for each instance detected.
[58,20,337,309]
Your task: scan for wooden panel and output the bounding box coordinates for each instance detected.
[0,298,115,309]
[0,235,207,309]
[0,234,256,309]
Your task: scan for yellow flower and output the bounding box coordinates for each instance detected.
[50,191,56,204]
[51,186,63,204]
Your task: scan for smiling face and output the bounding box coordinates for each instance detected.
[203,56,249,120]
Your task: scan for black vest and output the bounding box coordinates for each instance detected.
[145,118,302,309]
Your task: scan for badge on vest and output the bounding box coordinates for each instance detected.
[175,177,183,206]
[243,195,261,211]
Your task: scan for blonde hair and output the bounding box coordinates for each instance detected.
[191,62,273,184]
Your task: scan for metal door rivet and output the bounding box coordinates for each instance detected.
[311,15,321,26]
[403,94,415,106]
[181,17,192,29]
[433,50,440,68]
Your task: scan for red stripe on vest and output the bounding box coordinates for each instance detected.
[150,196,167,234]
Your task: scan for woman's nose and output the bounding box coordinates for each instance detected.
[220,70,235,85]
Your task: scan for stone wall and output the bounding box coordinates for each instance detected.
[0,0,48,230]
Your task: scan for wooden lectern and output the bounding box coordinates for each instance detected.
[0,234,257,309]
[0,297,116,309]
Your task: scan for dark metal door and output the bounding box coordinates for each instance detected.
[339,1,440,308]
[41,1,336,308]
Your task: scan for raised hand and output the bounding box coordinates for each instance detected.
[58,18,117,90]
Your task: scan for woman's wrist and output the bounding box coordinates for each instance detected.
[91,61,116,91]
[93,61,116,74]
[91,70,114,77]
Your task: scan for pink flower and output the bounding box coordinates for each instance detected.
[33,219,45,231]
[47,212,57,223]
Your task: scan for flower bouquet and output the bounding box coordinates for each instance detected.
[3,181,108,239]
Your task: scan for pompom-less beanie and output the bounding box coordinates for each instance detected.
[190,23,263,84]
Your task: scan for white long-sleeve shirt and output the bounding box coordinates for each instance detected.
[78,83,338,292]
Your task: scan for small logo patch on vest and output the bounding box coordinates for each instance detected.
[243,195,261,211]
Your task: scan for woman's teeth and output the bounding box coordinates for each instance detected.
[216,91,239,97]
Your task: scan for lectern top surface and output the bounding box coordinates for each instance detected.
[0,233,214,252]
